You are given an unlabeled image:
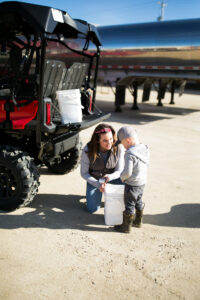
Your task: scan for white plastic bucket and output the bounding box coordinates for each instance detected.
[104,184,125,226]
[56,89,82,124]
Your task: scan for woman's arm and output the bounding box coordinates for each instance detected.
[105,144,125,182]
[80,148,101,189]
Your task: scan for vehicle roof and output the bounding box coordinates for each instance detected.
[0,1,101,46]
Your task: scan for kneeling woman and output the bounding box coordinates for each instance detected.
[81,123,124,213]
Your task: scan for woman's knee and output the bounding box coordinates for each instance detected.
[86,184,102,213]
[87,206,100,214]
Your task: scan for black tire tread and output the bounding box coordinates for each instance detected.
[0,146,40,211]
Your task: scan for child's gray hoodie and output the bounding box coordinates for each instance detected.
[120,143,150,186]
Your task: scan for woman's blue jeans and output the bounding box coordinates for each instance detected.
[86,178,122,213]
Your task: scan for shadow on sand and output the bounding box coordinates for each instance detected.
[0,194,200,230]
[96,100,200,125]
[0,194,109,232]
[144,203,200,228]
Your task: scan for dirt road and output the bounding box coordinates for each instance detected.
[0,90,200,300]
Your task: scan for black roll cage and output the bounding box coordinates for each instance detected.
[36,33,101,146]
[0,1,102,147]
[46,35,100,95]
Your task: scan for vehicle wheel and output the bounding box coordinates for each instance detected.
[0,146,40,211]
[46,142,82,175]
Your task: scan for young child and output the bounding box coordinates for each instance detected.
[114,126,150,233]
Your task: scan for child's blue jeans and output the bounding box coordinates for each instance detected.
[86,178,122,213]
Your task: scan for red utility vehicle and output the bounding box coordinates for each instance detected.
[0,1,109,211]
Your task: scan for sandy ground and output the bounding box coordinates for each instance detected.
[0,89,200,300]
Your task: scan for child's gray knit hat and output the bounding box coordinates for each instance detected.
[116,126,139,144]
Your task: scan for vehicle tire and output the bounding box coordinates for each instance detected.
[46,142,82,175]
[0,146,40,211]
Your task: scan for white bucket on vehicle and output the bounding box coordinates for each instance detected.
[104,184,125,226]
[56,89,82,124]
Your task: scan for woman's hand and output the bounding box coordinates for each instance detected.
[99,176,109,192]
[99,183,106,193]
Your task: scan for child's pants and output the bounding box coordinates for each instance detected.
[86,178,122,213]
[124,184,145,215]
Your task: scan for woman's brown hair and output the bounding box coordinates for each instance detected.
[86,123,117,162]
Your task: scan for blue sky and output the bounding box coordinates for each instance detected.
[2,0,200,25]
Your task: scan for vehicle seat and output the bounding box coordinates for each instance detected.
[43,60,66,97]
[50,62,89,122]
[61,62,89,90]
